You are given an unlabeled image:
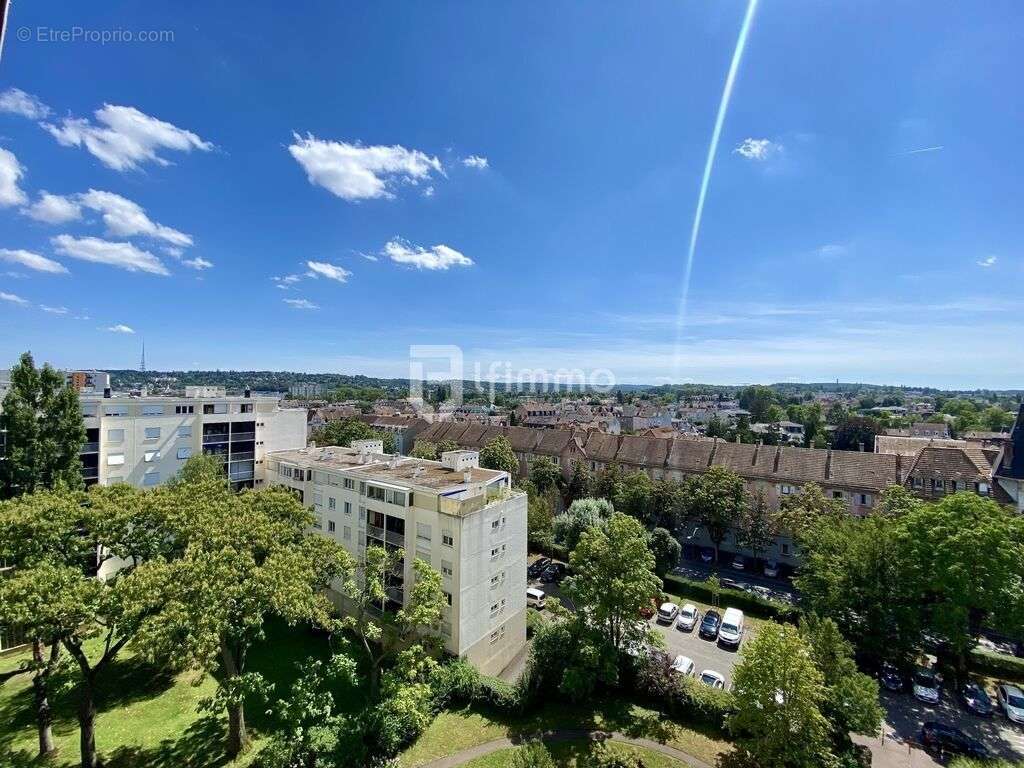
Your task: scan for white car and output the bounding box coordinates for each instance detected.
[913,668,942,705]
[670,655,695,677]
[997,683,1024,724]
[698,669,726,690]
[656,602,680,624]
[676,603,700,631]
[718,608,744,648]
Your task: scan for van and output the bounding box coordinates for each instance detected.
[718,608,744,647]
[526,587,546,609]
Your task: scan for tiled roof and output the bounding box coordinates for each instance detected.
[996,406,1024,481]
[666,439,715,472]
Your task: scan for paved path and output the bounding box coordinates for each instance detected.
[418,729,712,768]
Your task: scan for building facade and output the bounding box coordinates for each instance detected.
[79,391,307,491]
[266,444,527,676]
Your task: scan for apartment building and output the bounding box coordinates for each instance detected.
[266,443,527,676]
[79,389,307,491]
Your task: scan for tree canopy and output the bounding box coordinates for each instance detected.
[479,435,519,477]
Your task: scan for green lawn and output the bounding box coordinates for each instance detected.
[0,621,356,768]
[460,739,690,768]
[400,699,730,768]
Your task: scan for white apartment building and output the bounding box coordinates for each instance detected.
[266,444,528,676]
[80,390,307,491]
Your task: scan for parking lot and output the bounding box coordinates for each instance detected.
[647,604,755,688]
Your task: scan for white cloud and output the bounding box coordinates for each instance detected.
[816,244,848,259]
[183,257,213,270]
[0,248,69,274]
[734,138,782,161]
[106,324,135,334]
[360,253,378,262]
[51,234,169,275]
[40,305,68,314]
[164,246,185,258]
[977,256,997,268]
[42,104,212,171]
[383,239,474,271]
[423,185,435,198]
[21,191,82,224]
[283,298,319,310]
[288,134,442,201]
[0,147,28,207]
[273,274,302,289]
[0,88,51,119]
[78,189,192,247]
[306,260,351,283]
[0,291,28,305]
[462,155,489,169]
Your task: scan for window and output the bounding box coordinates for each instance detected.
[832,491,843,499]
[313,491,323,507]
[442,591,452,606]
[177,447,192,460]
[141,404,164,416]
[417,523,432,542]
[175,405,195,415]
[343,478,355,490]
[912,476,923,488]
[240,403,253,413]
[978,482,990,495]
[106,428,125,443]
[491,519,501,530]
[366,485,386,502]
[780,484,795,495]
[178,425,193,438]
[328,497,336,510]
[107,454,125,466]
[144,450,160,462]
[103,405,128,417]
[144,427,161,440]
[344,501,351,515]
[781,542,792,556]
[859,494,871,506]
[143,472,160,487]
[490,544,506,559]
[442,531,454,547]
[441,560,453,578]
[328,520,336,533]
[343,525,351,541]
[489,625,506,644]
[385,489,407,506]
[489,598,506,616]
[490,571,504,587]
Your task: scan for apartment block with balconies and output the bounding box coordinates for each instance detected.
[265,443,527,677]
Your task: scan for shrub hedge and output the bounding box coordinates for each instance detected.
[629,652,734,728]
[662,573,799,623]
[968,648,1024,683]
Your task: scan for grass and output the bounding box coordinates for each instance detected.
[0,621,356,768]
[460,739,690,768]
[400,698,730,768]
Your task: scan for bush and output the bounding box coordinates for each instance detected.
[527,608,548,638]
[968,648,1024,683]
[511,741,555,768]
[663,573,798,623]
[429,659,521,714]
[630,651,734,728]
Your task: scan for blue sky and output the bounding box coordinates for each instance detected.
[0,1,1021,388]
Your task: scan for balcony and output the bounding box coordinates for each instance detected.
[366,524,405,548]
[80,442,99,454]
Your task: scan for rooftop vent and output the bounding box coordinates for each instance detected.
[463,470,472,483]
[441,450,479,472]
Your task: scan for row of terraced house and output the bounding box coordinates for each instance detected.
[416,406,1024,567]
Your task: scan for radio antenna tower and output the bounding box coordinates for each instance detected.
[140,340,146,372]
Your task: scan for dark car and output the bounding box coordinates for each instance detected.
[540,563,566,583]
[960,681,994,717]
[879,662,904,693]
[920,722,988,760]
[699,610,722,640]
[527,557,551,579]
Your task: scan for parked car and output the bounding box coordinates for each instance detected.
[878,662,904,693]
[527,557,551,579]
[670,655,695,677]
[656,602,680,624]
[960,681,993,717]
[919,722,988,760]
[526,587,547,610]
[721,578,744,591]
[731,555,746,570]
[763,560,779,578]
[540,563,565,583]
[699,610,722,640]
[676,603,700,632]
[718,608,744,648]
[700,547,715,563]
[912,668,942,705]
[698,669,726,690]
[997,682,1024,724]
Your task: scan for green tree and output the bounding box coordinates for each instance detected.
[410,441,439,460]
[825,402,847,426]
[735,488,778,564]
[981,406,1013,432]
[592,463,623,502]
[778,483,846,543]
[705,414,728,439]
[527,485,556,550]
[649,479,685,530]
[680,466,746,562]
[563,459,591,506]
[563,512,661,655]
[739,385,777,423]
[480,435,519,477]
[614,471,654,525]
[553,497,614,552]
[312,418,396,453]
[0,351,86,499]
[729,623,836,768]
[529,456,563,496]
[830,416,882,452]
[0,486,175,768]
[648,527,681,577]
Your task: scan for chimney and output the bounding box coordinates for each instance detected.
[103,387,111,398]
[244,388,251,398]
